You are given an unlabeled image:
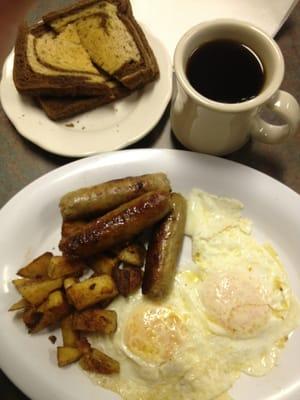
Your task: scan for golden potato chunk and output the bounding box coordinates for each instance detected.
[64,277,78,291]
[8,298,29,311]
[15,278,63,306]
[12,278,35,289]
[88,253,120,276]
[57,346,82,367]
[73,309,117,334]
[61,315,79,347]
[64,277,79,304]
[17,252,52,279]
[37,290,68,312]
[67,275,118,311]
[116,242,146,267]
[29,290,70,333]
[80,347,120,374]
[48,256,86,279]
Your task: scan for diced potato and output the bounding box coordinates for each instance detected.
[37,290,67,312]
[116,242,146,267]
[48,256,86,279]
[80,347,120,374]
[89,253,120,276]
[64,277,79,304]
[12,278,35,289]
[23,307,42,331]
[29,290,70,333]
[61,315,79,347]
[73,309,117,334]
[57,346,82,367]
[67,275,118,311]
[113,265,142,297]
[64,277,78,291]
[16,278,63,306]
[17,252,52,279]
[76,336,91,355]
[8,298,29,311]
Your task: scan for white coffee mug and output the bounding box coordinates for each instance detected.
[171,19,300,155]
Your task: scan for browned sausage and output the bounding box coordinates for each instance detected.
[142,193,187,298]
[59,173,171,221]
[61,220,90,240]
[59,191,171,258]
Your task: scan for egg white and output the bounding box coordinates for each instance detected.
[89,274,239,400]
[183,189,300,377]
[86,189,300,400]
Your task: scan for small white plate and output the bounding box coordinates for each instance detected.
[0,29,172,157]
[1,149,300,400]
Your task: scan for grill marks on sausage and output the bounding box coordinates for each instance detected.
[59,191,171,258]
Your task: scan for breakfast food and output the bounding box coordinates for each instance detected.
[67,275,118,310]
[43,0,159,90]
[59,191,171,257]
[8,174,300,400]
[113,263,143,297]
[36,92,129,121]
[72,309,117,333]
[142,192,187,298]
[13,0,159,119]
[83,189,300,400]
[60,173,171,221]
[17,252,52,279]
[13,23,118,97]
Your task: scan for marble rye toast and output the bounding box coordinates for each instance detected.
[43,0,159,90]
[13,0,159,119]
[13,23,121,97]
[37,85,129,121]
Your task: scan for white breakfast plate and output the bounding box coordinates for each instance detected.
[0,29,172,157]
[1,149,300,400]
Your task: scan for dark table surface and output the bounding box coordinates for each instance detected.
[1,1,300,399]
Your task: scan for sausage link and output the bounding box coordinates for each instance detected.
[59,191,171,258]
[60,173,171,221]
[142,193,187,298]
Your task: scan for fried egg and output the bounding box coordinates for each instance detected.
[87,189,300,400]
[89,277,240,400]
[184,189,300,375]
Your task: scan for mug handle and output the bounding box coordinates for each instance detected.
[250,90,300,144]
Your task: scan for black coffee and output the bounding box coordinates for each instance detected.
[186,39,264,103]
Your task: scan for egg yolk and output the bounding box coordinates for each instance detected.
[201,271,271,338]
[123,306,186,364]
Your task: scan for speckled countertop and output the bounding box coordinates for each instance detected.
[0,1,300,399]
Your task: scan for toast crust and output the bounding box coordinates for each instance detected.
[116,8,159,89]
[43,0,128,25]
[37,84,129,120]
[13,23,118,97]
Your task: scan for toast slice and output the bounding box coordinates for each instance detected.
[43,0,159,90]
[36,95,111,120]
[37,84,129,120]
[13,22,122,97]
